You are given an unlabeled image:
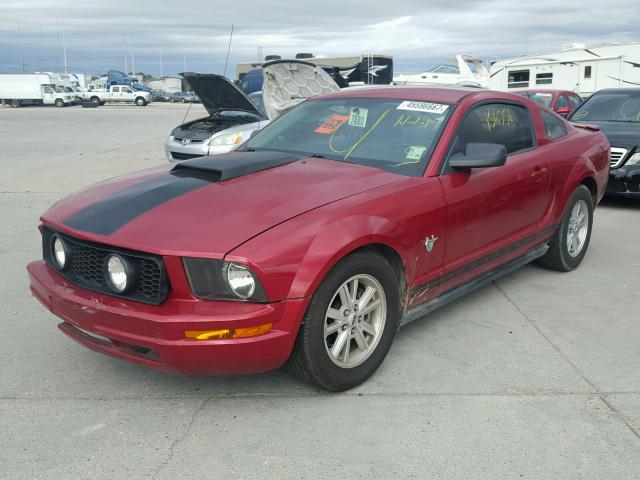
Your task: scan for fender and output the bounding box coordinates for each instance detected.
[226,213,407,302]
[554,134,609,223]
[226,178,446,303]
[287,214,406,300]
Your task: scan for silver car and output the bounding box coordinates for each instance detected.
[165,62,340,162]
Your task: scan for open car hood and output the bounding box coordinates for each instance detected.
[180,72,263,117]
[262,60,340,119]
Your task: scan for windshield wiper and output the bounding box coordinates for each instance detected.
[309,153,326,158]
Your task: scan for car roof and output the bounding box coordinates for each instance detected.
[319,86,481,104]
[593,88,640,95]
[515,89,577,95]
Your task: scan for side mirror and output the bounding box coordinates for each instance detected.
[556,106,570,117]
[449,143,507,170]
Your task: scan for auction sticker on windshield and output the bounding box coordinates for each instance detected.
[348,107,368,128]
[397,101,449,114]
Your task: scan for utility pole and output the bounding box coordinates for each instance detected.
[40,23,44,71]
[17,23,25,72]
[183,53,187,72]
[223,24,234,78]
[123,37,128,74]
[159,46,163,78]
[62,25,68,74]
[131,45,135,77]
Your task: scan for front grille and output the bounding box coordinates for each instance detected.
[42,227,170,305]
[170,151,204,161]
[610,147,628,168]
[173,137,204,144]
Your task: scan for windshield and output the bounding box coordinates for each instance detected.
[571,91,640,123]
[247,92,267,116]
[243,97,452,176]
[519,92,554,107]
[428,64,459,74]
[54,86,65,93]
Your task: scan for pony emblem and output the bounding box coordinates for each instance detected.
[424,235,439,253]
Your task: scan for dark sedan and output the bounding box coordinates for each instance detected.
[570,88,640,197]
[171,91,200,103]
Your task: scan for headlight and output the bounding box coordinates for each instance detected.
[626,152,640,166]
[105,254,131,293]
[51,235,68,270]
[183,258,268,302]
[224,263,255,299]
[209,131,246,146]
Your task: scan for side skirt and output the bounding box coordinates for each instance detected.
[400,245,548,326]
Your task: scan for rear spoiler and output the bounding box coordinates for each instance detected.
[570,122,600,132]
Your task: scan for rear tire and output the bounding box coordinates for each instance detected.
[90,96,100,104]
[537,185,593,272]
[287,251,401,391]
[10,99,21,108]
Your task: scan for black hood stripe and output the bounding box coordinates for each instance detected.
[64,172,211,235]
[63,151,302,236]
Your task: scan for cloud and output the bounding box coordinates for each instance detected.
[0,0,638,77]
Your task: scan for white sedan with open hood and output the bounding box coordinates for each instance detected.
[165,60,340,162]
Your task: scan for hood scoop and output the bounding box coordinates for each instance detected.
[170,150,302,182]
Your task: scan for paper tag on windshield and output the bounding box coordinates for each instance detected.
[315,114,349,134]
[397,101,448,114]
[406,145,427,161]
[348,107,368,128]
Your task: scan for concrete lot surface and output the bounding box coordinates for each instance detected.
[1,103,639,479]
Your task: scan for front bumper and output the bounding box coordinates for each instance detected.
[164,136,210,162]
[27,260,307,375]
[164,136,237,162]
[607,165,640,197]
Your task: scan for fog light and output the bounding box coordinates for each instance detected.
[185,322,272,340]
[51,236,67,270]
[106,255,128,293]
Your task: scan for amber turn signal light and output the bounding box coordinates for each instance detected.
[184,322,272,340]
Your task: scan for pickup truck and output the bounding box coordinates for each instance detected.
[84,85,152,106]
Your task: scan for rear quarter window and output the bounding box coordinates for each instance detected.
[541,110,567,140]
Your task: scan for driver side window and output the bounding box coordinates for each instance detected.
[448,102,535,159]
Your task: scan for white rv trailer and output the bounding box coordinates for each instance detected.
[393,55,489,88]
[490,42,640,97]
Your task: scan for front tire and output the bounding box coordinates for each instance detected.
[55,98,64,107]
[288,251,401,391]
[538,185,593,271]
[135,97,146,106]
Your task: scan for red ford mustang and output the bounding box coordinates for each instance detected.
[27,87,610,391]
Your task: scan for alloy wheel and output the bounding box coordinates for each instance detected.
[567,199,589,257]
[324,274,387,368]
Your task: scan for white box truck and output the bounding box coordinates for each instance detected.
[0,73,75,107]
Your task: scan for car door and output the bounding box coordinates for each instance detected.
[122,87,134,102]
[111,86,120,101]
[437,101,552,292]
[42,86,54,104]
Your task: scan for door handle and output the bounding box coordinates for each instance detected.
[531,166,548,181]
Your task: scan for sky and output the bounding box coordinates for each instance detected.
[0,0,638,79]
